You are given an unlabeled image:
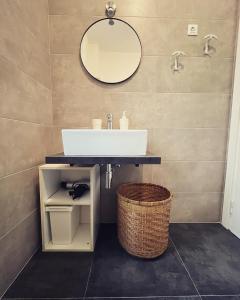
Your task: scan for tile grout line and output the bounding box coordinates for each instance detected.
[0,209,38,242]
[0,115,52,127]
[50,51,234,60]
[49,13,235,22]
[2,297,240,300]
[170,237,202,300]
[83,251,95,299]
[84,296,200,299]
[0,166,37,181]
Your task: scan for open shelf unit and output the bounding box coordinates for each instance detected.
[39,164,100,252]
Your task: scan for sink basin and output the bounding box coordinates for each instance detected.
[62,129,148,156]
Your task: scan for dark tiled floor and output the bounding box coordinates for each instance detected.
[170,224,240,296]
[86,225,196,297]
[3,224,240,300]
[3,252,92,299]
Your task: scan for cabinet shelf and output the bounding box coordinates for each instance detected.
[45,188,91,206]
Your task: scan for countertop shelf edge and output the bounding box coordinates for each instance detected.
[45,153,161,165]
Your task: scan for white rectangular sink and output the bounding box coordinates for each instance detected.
[62,129,148,156]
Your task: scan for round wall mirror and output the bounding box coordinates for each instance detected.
[80,18,142,84]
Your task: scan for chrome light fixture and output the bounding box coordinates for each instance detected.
[105,1,116,18]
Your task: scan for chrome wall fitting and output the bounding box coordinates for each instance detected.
[171,51,186,72]
[105,1,116,18]
[203,34,218,56]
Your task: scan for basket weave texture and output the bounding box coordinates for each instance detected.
[117,183,172,259]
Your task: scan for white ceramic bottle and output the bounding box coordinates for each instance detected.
[120,111,129,130]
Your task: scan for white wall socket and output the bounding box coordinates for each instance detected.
[188,24,198,36]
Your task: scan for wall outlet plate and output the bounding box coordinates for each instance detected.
[188,24,198,36]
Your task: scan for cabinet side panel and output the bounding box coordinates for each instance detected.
[91,165,100,248]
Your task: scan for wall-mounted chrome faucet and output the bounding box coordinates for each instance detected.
[203,34,218,56]
[107,113,113,129]
[171,51,186,72]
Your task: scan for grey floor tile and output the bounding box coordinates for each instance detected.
[85,297,200,300]
[3,252,92,298]
[85,224,198,297]
[170,224,240,296]
[202,296,240,300]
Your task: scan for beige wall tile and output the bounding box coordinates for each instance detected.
[54,108,109,128]
[53,88,110,127]
[170,19,236,58]
[49,0,104,16]
[0,168,39,238]
[152,93,230,129]
[0,211,40,297]
[0,119,9,178]
[164,0,237,20]
[152,162,225,193]
[49,0,169,17]
[149,128,228,161]
[52,54,156,94]
[123,17,176,57]
[0,1,51,88]
[105,93,230,129]
[0,118,51,176]
[155,57,233,93]
[170,192,223,222]
[125,17,236,58]
[1,0,49,50]
[142,165,153,183]
[18,0,49,49]
[122,0,237,19]
[0,57,52,125]
[49,0,237,20]
[51,127,64,153]
[52,54,96,92]
[53,54,233,95]
[50,15,99,54]
[116,0,177,18]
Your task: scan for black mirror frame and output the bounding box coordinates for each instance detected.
[80,18,142,84]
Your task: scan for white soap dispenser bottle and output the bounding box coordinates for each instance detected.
[120,111,129,130]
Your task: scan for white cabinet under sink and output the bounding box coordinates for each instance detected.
[62,129,148,156]
[39,164,100,252]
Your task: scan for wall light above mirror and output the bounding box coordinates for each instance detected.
[80,18,142,84]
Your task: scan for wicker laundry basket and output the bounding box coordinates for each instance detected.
[117,183,172,259]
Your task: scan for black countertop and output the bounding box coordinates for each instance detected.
[45,153,161,165]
